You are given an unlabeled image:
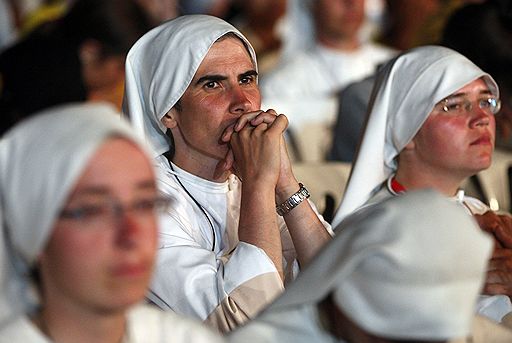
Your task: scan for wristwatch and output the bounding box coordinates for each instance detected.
[276,183,310,216]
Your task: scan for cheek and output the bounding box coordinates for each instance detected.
[41,229,110,284]
[419,116,469,148]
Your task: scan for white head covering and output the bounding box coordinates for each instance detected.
[122,14,257,157]
[266,189,493,340]
[331,45,499,227]
[0,103,151,326]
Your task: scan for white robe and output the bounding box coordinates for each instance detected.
[261,42,396,98]
[149,156,329,331]
[362,183,512,323]
[228,303,512,343]
[0,304,224,343]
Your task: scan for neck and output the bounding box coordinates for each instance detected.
[170,152,230,182]
[33,304,127,343]
[317,34,360,51]
[394,165,464,197]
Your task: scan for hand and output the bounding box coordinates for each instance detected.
[474,211,512,297]
[228,112,288,186]
[216,110,280,178]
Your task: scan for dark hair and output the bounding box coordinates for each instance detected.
[0,0,153,135]
[441,0,512,90]
[59,0,153,57]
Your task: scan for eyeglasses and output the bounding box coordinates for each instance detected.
[436,96,501,115]
[59,196,172,226]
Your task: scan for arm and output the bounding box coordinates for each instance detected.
[150,209,284,333]
[228,114,288,279]
[224,111,332,269]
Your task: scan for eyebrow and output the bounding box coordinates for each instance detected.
[195,69,258,86]
[72,180,157,197]
[446,89,494,99]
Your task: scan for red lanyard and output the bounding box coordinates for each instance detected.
[390,177,407,194]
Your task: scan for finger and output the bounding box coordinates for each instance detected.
[266,114,289,133]
[221,124,236,143]
[482,282,511,297]
[495,225,512,249]
[487,256,512,271]
[234,110,264,131]
[250,109,279,126]
[486,268,512,283]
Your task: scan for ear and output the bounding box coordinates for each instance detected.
[161,109,178,129]
[79,39,102,66]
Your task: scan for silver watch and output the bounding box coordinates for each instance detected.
[276,183,310,216]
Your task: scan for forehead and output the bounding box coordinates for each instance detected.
[71,138,154,194]
[194,36,255,75]
[445,78,491,98]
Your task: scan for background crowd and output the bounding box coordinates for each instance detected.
[1,0,512,342]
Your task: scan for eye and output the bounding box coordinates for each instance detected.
[204,81,218,89]
[443,100,463,112]
[240,75,256,85]
[132,197,171,214]
[60,204,107,220]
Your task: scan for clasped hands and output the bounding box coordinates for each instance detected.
[215,109,298,198]
[474,211,512,297]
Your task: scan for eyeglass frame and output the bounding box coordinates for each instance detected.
[435,95,502,116]
[58,196,172,226]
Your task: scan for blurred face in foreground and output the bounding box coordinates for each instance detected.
[38,138,159,313]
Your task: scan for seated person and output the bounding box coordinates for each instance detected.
[122,14,332,331]
[0,103,224,343]
[229,190,512,343]
[331,45,512,323]
[0,0,153,135]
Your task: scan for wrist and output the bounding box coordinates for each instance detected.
[275,179,300,204]
[276,183,310,216]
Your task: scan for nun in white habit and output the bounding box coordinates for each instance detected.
[330,45,512,323]
[0,103,224,343]
[229,190,512,343]
[122,14,332,332]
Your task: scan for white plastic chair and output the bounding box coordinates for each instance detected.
[291,161,352,222]
[474,148,512,212]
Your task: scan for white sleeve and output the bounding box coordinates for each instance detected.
[148,210,284,325]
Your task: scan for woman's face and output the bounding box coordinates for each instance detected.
[410,78,496,179]
[38,138,159,313]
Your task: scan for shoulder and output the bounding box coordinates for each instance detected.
[127,304,224,343]
[0,315,49,343]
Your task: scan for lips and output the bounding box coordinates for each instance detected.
[470,133,492,146]
[112,262,149,277]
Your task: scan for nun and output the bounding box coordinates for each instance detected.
[330,45,512,323]
[229,190,512,343]
[0,103,224,343]
[122,14,332,331]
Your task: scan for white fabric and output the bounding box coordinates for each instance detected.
[122,14,257,157]
[331,45,500,227]
[148,157,299,319]
[362,184,512,323]
[0,102,147,326]
[0,304,224,343]
[261,42,396,99]
[230,190,493,341]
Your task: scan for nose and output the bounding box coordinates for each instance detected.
[469,104,491,128]
[229,86,254,115]
[114,209,144,248]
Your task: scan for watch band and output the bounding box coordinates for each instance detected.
[276,183,310,216]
